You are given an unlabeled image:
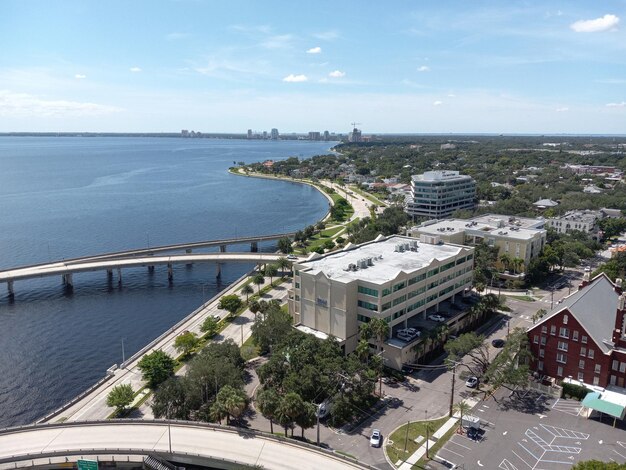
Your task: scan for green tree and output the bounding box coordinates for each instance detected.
[276,392,305,437]
[276,257,292,276]
[265,264,278,286]
[138,350,176,388]
[241,283,254,303]
[499,253,512,271]
[213,385,247,425]
[444,332,490,377]
[256,387,280,434]
[532,308,547,324]
[219,294,243,318]
[251,302,293,354]
[252,273,265,294]
[201,316,219,337]
[249,299,261,319]
[484,327,533,394]
[296,401,317,438]
[360,318,389,354]
[572,461,626,470]
[106,384,134,414]
[453,401,472,433]
[151,377,192,420]
[174,331,200,357]
[277,237,293,254]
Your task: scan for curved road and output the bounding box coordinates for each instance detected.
[0,421,373,470]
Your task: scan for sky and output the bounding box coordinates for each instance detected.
[1,0,625,134]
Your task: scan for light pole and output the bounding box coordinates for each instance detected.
[403,420,410,453]
[425,410,429,459]
[449,361,457,418]
[146,232,150,248]
[168,422,172,453]
[121,338,126,366]
[550,287,554,310]
[316,403,321,446]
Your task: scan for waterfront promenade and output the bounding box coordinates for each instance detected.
[39,270,293,423]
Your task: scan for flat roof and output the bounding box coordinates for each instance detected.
[470,213,545,230]
[412,170,473,182]
[298,235,468,284]
[415,218,544,241]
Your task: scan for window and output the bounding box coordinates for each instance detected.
[393,281,406,292]
[581,335,587,344]
[580,347,586,357]
[593,376,599,386]
[621,362,626,373]
[578,372,584,381]
[382,288,391,297]
[563,314,568,325]
[613,360,619,371]
[595,364,601,374]
[295,294,300,301]
[540,336,546,346]
[539,349,545,358]
[537,361,544,371]
[541,325,548,334]
[534,335,539,344]
[358,286,379,297]
[358,300,378,311]
[557,341,568,351]
[357,314,370,323]
[382,302,391,311]
[559,327,569,339]
[588,349,594,359]
[556,353,567,364]
[295,282,300,288]
[550,325,556,336]
[557,366,563,376]
[610,375,617,386]
[393,295,406,306]
[579,359,585,369]
[572,330,579,341]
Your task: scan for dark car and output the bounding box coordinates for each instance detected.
[492,339,505,348]
[467,427,480,441]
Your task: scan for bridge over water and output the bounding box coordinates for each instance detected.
[0,420,373,470]
[0,232,296,297]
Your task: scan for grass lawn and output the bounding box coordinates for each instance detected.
[386,417,449,466]
[349,185,385,206]
[240,335,260,361]
[415,420,460,468]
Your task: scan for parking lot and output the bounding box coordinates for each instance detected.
[432,388,626,470]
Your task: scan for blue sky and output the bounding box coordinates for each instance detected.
[1,0,625,133]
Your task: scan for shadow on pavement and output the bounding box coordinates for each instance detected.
[496,389,550,414]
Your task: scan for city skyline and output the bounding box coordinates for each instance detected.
[1,0,625,133]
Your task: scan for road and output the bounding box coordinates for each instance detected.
[0,421,373,470]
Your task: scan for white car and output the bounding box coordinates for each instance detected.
[428,314,446,322]
[370,429,382,447]
[465,376,479,388]
[287,254,298,260]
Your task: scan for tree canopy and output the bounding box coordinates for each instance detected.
[138,350,176,389]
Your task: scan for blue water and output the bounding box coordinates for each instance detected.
[0,137,332,427]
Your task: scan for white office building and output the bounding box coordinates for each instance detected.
[406,170,476,219]
[288,235,474,369]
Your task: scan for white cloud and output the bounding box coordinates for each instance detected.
[448,93,456,98]
[555,107,569,112]
[570,14,619,33]
[606,101,626,108]
[0,90,120,117]
[74,74,86,79]
[130,67,142,73]
[433,100,443,106]
[313,30,339,40]
[306,46,322,54]
[261,34,293,49]
[328,70,345,78]
[282,74,308,83]
[417,65,431,72]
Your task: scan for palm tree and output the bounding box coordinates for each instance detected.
[512,257,524,274]
[265,264,278,286]
[369,318,390,354]
[256,388,280,434]
[295,402,317,438]
[252,273,265,294]
[214,385,246,425]
[241,284,254,303]
[277,392,304,437]
[453,401,472,434]
[499,254,512,272]
[276,257,292,277]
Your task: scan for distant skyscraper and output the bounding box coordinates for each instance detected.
[271,128,279,140]
[308,131,321,141]
[181,129,189,137]
[247,129,253,139]
[323,130,330,141]
[348,127,362,142]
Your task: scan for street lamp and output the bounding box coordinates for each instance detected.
[425,410,429,459]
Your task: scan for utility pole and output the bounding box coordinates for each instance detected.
[121,338,125,365]
[403,420,410,453]
[550,288,554,309]
[449,362,456,418]
[316,404,321,446]
[425,410,429,459]
[168,422,172,453]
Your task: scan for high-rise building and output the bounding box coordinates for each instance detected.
[348,127,362,142]
[271,128,279,140]
[308,131,321,141]
[323,130,330,141]
[406,170,476,219]
[247,129,253,139]
[262,131,268,139]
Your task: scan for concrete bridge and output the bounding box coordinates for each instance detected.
[0,420,374,470]
[0,232,296,298]
[0,253,286,297]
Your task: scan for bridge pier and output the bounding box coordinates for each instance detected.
[168,263,173,283]
[107,269,113,281]
[7,280,14,298]
[216,263,222,279]
[185,248,193,267]
[117,267,122,286]
[148,265,155,273]
[251,241,258,252]
[62,273,73,288]
[220,245,227,253]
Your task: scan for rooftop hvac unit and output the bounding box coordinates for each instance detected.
[360,258,368,269]
[348,263,357,271]
[367,257,374,266]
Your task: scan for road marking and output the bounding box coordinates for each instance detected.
[503,431,508,435]
[438,446,464,458]
[478,461,484,466]
[511,450,533,469]
[499,459,520,470]
[449,440,471,450]
[613,449,626,460]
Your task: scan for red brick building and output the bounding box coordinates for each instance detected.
[527,274,626,389]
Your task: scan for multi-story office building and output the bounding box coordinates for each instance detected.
[308,131,321,141]
[323,130,330,141]
[247,129,253,139]
[406,171,476,219]
[270,128,279,140]
[348,127,362,142]
[546,210,602,238]
[409,214,547,267]
[288,235,474,369]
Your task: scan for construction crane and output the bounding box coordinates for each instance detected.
[350,122,362,129]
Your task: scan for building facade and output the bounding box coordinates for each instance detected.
[406,171,476,219]
[527,274,626,389]
[288,235,475,369]
[546,210,602,238]
[409,214,547,267]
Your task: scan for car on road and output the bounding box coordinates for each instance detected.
[211,315,221,322]
[381,376,398,385]
[492,339,506,348]
[287,254,298,260]
[370,429,382,447]
[584,266,591,272]
[465,376,479,388]
[315,399,331,419]
[428,314,446,322]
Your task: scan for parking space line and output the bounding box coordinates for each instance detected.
[613,449,626,460]
[499,459,520,470]
[511,450,533,469]
[438,446,464,458]
[518,442,542,462]
[449,439,471,450]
